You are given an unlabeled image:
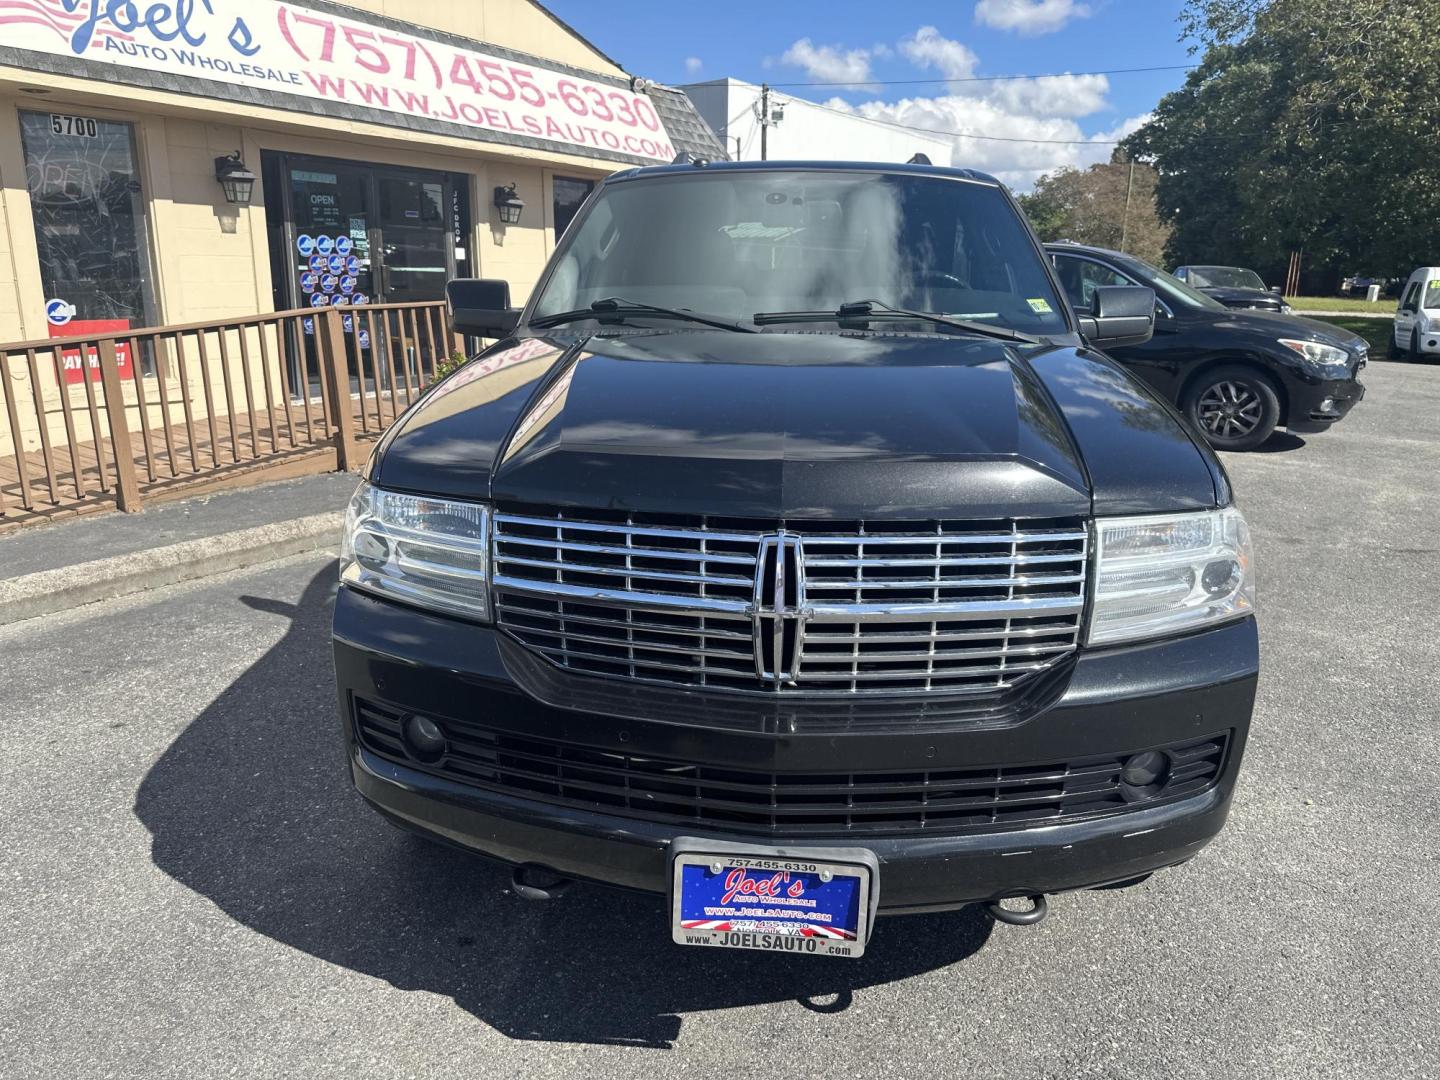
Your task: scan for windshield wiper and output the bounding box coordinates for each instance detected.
[529,297,759,333]
[753,299,1040,344]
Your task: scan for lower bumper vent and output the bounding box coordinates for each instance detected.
[355,698,1228,837]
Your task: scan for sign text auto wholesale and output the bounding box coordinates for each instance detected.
[2,0,676,162]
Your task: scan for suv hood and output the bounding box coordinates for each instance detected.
[1207,307,1369,353]
[374,330,1220,518]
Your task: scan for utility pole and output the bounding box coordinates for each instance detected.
[755,85,783,160]
[759,84,770,161]
[1119,158,1136,253]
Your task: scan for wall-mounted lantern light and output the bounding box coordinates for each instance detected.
[493,183,525,225]
[214,151,256,206]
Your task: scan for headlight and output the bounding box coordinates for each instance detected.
[339,481,491,621]
[1280,303,1293,314]
[1088,508,1255,646]
[1277,337,1350,376]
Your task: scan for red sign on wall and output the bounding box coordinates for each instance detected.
[49,320,135,384]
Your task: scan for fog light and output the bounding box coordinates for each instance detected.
[402,714,447,763]
[1119,750,1170,801]
[1319,397,1335,413]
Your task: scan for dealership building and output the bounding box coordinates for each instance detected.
[681,78,952,166]
[0,0,724,345]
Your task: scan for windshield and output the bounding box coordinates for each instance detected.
[1114,253,1229,311]
[1425,280,1440,310]
[531,170,1068,335]
[1189,266,1266,290]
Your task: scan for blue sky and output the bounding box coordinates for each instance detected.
[544,1,1194,188]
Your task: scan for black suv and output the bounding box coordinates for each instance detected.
[1172,265,1290,314]
[1050,242,1367,451]
[333,161,1257,958]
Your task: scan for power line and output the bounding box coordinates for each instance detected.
[764,64,1198,89]
[836,109,1416,148]
[839,112,1132,145]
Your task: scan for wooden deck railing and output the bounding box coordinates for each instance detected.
[0,301,458,530]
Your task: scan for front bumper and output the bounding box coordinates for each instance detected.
[1287,373,1365,433]
[333,587,1258,913]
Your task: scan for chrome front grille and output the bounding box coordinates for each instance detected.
[493,508,1088,696]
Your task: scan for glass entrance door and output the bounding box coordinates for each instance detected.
[375,175,449,304]
[263,152,468,398]
[284,161,376,309]
[267,153,457,311]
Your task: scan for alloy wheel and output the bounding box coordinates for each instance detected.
[1197,380,1264,439]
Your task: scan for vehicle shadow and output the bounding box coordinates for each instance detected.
[1252,431,1307,454]
[134,568,993,1048]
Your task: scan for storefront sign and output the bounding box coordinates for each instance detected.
[48,319,135,384]
[5,0,676,162]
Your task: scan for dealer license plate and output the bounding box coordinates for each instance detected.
[671,848,874,958]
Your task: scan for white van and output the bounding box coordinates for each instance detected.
[1392,267,1440,359]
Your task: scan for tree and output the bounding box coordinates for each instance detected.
[1016,153,1172,266]
[1124,0,1440,286]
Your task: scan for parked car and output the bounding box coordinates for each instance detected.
[1173,265,1292,314]
[1391,266,1440,361]
[1051,242,1367,451]
[334,160,1259,956]
[1340,274,1397,299]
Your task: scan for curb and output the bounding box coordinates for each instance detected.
[0,511,343,626]
[1294,310,1392,319]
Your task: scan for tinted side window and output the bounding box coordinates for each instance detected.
[1402,282,1420,310]
[1053,255,1131,312]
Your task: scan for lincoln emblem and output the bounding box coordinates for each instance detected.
[751,533,807,687]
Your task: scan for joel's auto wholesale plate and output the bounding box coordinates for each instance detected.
[670,838,879,958]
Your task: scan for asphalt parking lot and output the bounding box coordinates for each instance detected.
[1,360,1437,1078]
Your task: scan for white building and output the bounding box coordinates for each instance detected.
[682,78,952,165]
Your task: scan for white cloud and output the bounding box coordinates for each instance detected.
[899,25,979,81]
[835,90,1148,190]
[783,25,1138,190]
[975,0,1092,36]
[985,73,1111,118]
[780,38,875,86]
[684,56,703,75]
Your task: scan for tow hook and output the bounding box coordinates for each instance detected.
[510,864,572,901]
[985,894,1048,926]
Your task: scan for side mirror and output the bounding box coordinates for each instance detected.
[447,278,521,337]
[1077,285,1156,348]
[1269,286,1282,294]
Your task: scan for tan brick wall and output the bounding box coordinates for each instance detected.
[0,97,46,344]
